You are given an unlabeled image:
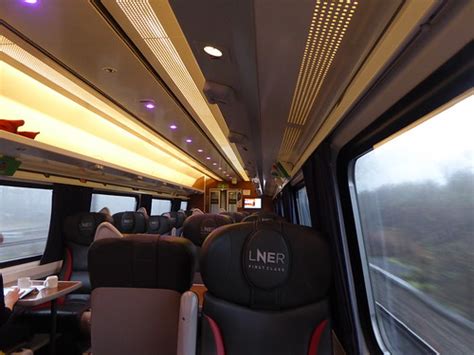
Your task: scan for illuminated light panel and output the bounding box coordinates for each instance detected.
[203,46,223,58]
[287,0,359,127]
[0,62,204,187]
[0,35,221,182]
[280,126,302,155]
[116,0,249,181]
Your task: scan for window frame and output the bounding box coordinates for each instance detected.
[335,44,473,354]
[0,180,53,268]
[90,190,139,214]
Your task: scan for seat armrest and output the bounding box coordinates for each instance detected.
[177,291,198,355]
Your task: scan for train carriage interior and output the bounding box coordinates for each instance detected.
[0,0,472,354]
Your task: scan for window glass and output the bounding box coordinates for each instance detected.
[0,185,52,264]
[151,199,171,215]
[352,95,473,354]
[180,201,188,211]
[90,193,136,215]
[295,186,312,227]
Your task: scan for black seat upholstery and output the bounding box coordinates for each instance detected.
[182,214,233,248]
[88,235,197,355]
[62,212,113,297]
[146,215,172,235]
[220,211,245,222]
[200,221,332,355]
[89,235,196,292]
[112,211,147,234]
[242,211,283,223]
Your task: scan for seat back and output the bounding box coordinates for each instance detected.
[220,211,245,222]
[242,211,283,222]
[182,213,233,248]
[62,212,112,294]
[200,221,332,355]
[112,211,147,234]
[88,235,197,355]
[146,215,172,235]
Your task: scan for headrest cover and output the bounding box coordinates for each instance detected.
[94,222,122,241]
[201,222,330,310]
[136,207,149,219]
[220,211,244,223]
[242,212,283,223]
[182,213,233,247]
[88,235,196,293]
[63,212,113,245]
[113,212,147,234]
[147,215,171,234]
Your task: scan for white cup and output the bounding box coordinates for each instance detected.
[44,275,58,289]
[17,277,31,289]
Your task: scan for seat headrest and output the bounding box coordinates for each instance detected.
[136,207,149,219]
[182,213,233,246]
[201,222,330,310]
[220,211,245,223]
[242,212,283,223]
[147,215,171,234]
[88,235,196,293]
[112,212,147,234]
[94,222,122,241]
[63,212,113,245]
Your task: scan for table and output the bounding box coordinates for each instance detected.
[17,280,82,355]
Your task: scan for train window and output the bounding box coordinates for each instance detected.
[295,186,312,227]
[180,200,188,211]
[151,198,171,215]
[352,94,473,354]
[90,193,137,215]
[0,185,52,264]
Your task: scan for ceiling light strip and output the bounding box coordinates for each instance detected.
[0,35,221,181]
[287,0,358,127]
[116,0,249,181]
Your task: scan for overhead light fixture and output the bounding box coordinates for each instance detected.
[206,156,211,160]
[116,0,249,181]
[24,0,38,4]
[212,162,217,166]
[203,46,223,58]
[170,124,177,130]
[197,149,203,153]
[140,100,155,110]
[185,138,192,143]
[0,35,222,187]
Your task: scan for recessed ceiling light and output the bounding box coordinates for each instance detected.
[203,46,223,58]
[169,124,177,130]
[218,167,222,170]
[24,0,38,4]
[185,138,192,143]
[140,100,155,109]
[206,156,211,160]
[197,149,203,153]
[223,171,227,174]
[212,162,217,166]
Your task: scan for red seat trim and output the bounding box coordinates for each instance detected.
[205,315,225,355]
[308,319,328,355]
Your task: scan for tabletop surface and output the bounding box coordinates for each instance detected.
[17,281,82,307]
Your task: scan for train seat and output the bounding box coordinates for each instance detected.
[88,235,198,355]
[199,221,332,355]
[112,211,147,234]
[182,213,233,280]
[220,211,245,222]
[93,222,122,241]
[146,215,172,235]
[242,211,284,222]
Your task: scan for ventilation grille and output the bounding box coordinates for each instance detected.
[288,0,358,126]
[280,126,302,155]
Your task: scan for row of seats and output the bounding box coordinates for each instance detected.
[87,218,332,354]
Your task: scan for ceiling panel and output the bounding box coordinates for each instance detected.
[1,0,240,182]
